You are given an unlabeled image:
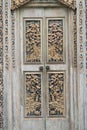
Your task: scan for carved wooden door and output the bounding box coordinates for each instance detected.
[19,7,70,130]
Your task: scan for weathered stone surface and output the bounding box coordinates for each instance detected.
[85,3,87,127]
[0,0,3,129]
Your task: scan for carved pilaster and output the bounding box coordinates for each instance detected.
[5,1,9,70]
[11,11,16,68]
[79,0,84,69]
[76,0,86,130]
[73,10,77,67]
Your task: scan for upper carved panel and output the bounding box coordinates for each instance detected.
[47,19,64,63]
[24,19,41,64]
[12,0,75,10]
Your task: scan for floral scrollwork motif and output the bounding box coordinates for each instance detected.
[24,20,41,63]
[48,19,64,63]
[11,0,75,9]
[25,73,41,117]
[48,72,65,116]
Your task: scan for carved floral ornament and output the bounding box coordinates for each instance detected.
[12,0,76,10]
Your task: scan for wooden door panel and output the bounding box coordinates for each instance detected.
[46,119,69,130]
[21,119,45,130]
[19,7,70,130]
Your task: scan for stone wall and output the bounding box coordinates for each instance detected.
[86,0,87,85]
[0,0,3,129]
[76,0,87,129]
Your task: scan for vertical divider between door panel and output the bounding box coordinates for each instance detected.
[42,9,47,130]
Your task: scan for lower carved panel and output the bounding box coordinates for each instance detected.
[48,72,65,116]
[24,73,41,117]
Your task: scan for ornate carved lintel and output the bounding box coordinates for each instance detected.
[11,0,76,10]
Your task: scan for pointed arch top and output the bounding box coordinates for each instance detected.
[12,0,76,10]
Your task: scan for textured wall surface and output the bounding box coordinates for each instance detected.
[0,0,3,129]
[76,0,86,130]
[86,0,87,84]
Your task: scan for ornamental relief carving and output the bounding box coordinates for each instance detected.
[12,0,29,5]
[48,72,65,116]
[48,19,64,63]
[24,20,41,63]
[25,73,41,117]
[24,72,65,117]
[12,0,75,10]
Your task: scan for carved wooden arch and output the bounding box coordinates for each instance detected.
[12,0,76,10]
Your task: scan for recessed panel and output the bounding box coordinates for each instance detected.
[48,72,65,116]
[47,19,64,63]
[24,19,42,64]
[24,72,42,117]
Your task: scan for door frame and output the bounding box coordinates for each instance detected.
[6,3,75,130]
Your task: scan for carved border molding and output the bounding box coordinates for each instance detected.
[12,0,31,10]
[11,11,16,68]
[5,1,9,70]
[73,10,77,67]
[79,0,84,69]
[11,0,76,10]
